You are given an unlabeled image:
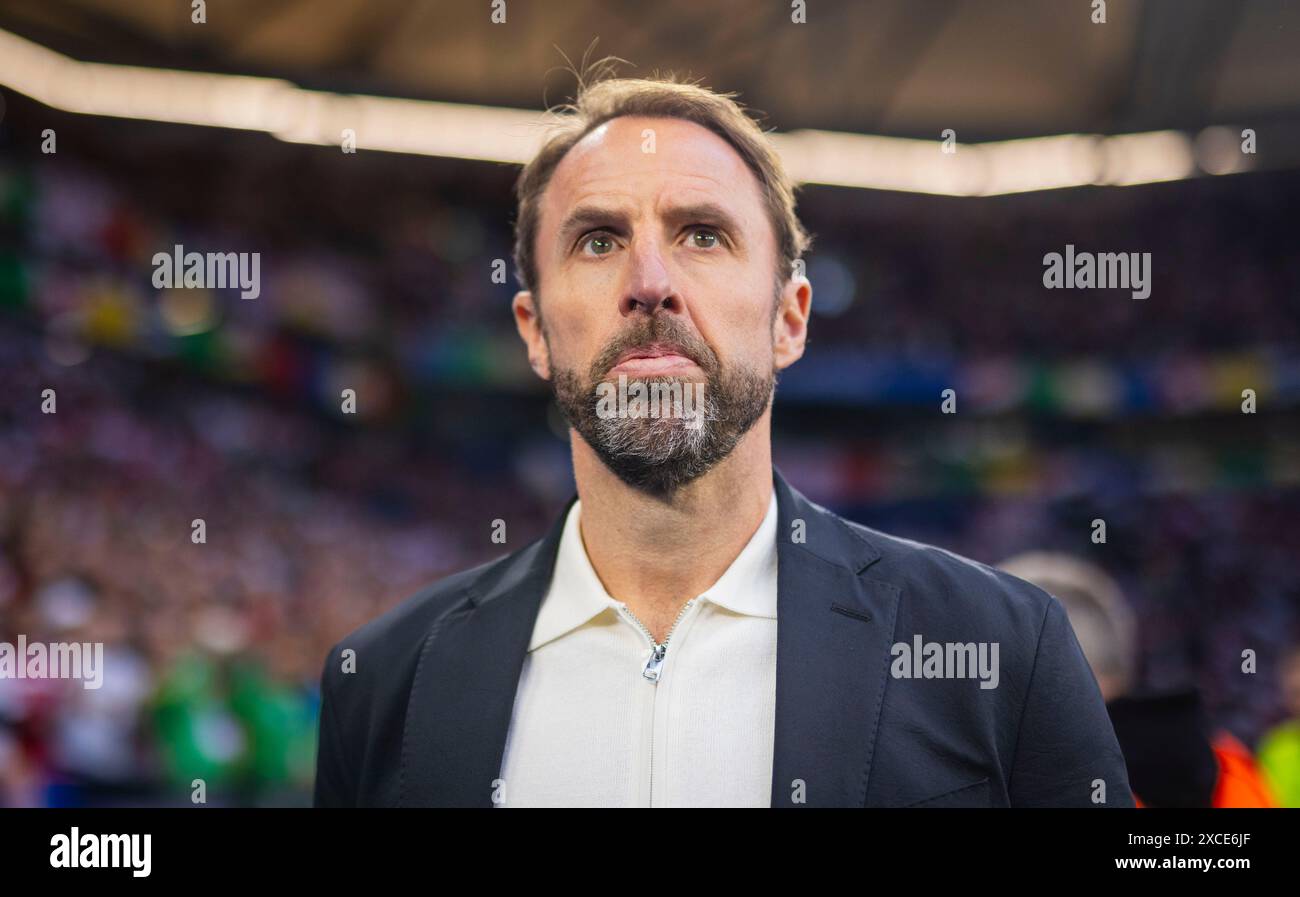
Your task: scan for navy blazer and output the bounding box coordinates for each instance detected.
[314,469,1134,807]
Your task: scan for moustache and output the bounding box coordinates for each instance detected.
[590,319,717,380]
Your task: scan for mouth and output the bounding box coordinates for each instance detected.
[608,343,701,377]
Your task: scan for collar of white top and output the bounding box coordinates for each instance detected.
[527,489,780,652]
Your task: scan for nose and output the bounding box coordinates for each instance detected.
[620,235,683,317]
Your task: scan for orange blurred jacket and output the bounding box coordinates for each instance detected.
[1133,731,1279,808]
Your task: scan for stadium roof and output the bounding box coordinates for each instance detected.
[2,0,1298,140]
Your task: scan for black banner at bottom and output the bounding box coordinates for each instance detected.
[2,807,1289,882]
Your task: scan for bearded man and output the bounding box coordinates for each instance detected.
[313,74,1133,808]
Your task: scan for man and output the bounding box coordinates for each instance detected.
[314,73,1132,807]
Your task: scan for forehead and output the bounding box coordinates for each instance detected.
[539,115,770,234]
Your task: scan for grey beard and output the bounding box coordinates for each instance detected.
[553,366,774,498]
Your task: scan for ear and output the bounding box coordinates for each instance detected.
[513,289,551,380]
[773,271,812,371]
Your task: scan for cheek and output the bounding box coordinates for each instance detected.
[543,301,611,370]
[704,273,776,341]
[696,303,776,376]
[550,259,622,314]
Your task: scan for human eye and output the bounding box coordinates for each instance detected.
[579,231,619,257]
[686,226,723,250]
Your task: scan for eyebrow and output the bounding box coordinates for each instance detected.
[556,205,631,248]
[555,201,745,249]
[666,202,744,237]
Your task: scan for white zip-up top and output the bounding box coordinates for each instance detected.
[497,491,779,807]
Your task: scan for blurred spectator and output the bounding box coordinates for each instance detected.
[1000,551,1280,808]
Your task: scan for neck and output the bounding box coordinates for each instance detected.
[570,410,775,640]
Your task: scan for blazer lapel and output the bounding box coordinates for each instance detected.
[399,499,573,807]
[770,470,901,807]
[399,470,901,808]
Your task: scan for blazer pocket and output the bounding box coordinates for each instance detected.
[903,777,991,808]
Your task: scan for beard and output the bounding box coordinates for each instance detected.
[550,314,774,498]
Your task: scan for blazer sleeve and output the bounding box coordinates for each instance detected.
[1009,597,1135,807]
[313,644,357,808]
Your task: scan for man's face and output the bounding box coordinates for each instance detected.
[513,115,811,494]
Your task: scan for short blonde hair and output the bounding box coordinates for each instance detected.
[512,70,812,297]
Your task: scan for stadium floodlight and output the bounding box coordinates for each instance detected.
[0,27,1249,196]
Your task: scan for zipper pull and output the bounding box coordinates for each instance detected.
[643,643,667,682]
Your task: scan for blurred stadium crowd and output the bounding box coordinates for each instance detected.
[0,123,1298,805]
